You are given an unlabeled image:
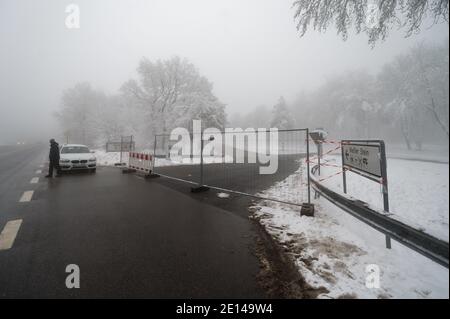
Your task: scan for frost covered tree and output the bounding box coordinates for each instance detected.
[378,53,425,149]
[271,97,296,129]
[229,105,271,129]
[57,57,226,148]
[292,71,379,138]
[56,83,130,147]
[56,82,105,146]
[290,39,448,149]
[412,41,449,138]
[293,0,449,45]
[378,40,449,148]
[91,95,129,145]
[248,105,271,128]
[121,56,226,141]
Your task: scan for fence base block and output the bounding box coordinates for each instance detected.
[114,162,127,167]
[145,172,160,179]
[122,168,136,174]
[191,185,210,193]
[300,203,315,217]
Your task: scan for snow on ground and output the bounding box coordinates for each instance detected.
[253,196,449,298]
[317,155,449,241]
[253,148,449,299]
[94,150,129,166]
[94,150,234,171]
[95,149,266,167]
[96,146,449,298]
[387,144,449,163]
[94,149,179,167]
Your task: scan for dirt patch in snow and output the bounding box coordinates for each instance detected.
[251,217,329,298]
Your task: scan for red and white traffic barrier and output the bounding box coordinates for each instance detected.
[128,152,153,174]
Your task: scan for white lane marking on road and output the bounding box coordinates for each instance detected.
[30,177,39,184]
[36,170,42,174]
[0,219,23,251]
[19,191,34,202]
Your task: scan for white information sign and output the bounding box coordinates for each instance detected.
[342,143,381,177]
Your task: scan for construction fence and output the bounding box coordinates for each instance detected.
[152,129,312,206]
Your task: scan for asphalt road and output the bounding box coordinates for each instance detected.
[154,154,307,206]
[0,144,267,298]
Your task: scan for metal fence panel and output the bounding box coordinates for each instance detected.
[152,129,311,205]
[152,133,202,185]
[202,129,309,205]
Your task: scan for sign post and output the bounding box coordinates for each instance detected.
[341,140,391,249]
[309,129,328,176]
[119,136,123,164]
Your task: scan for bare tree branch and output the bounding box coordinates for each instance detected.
[293,0,449,45]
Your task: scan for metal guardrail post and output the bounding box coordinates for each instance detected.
[306,128,311,204]
[380,141,391,249]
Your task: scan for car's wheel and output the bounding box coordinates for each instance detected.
[91,168,96,173]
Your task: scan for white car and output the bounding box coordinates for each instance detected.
[59,144,97,173]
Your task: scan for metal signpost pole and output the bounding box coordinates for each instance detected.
[341,142,347,194]
[306,129,311,204]
[119,136,123,165]
[153,135,157,173]
[318,142,322,176]
[200,132,204,187]
[380,141,391,249]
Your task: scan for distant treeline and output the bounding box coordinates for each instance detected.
[230,40,449,150]
[55,56,226,148]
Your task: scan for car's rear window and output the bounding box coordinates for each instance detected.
[61,146,90,154]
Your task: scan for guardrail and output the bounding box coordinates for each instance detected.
[310,165,449,269]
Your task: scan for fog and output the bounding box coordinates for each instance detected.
[0,0,448,145]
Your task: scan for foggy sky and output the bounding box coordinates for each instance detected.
[0,0,448,144]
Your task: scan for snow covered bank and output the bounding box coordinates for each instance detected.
[387,144,449,164]
[317,156,449,241]
[252,155,449,298]
[253,196,449,298]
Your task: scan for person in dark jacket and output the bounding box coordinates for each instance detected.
[46,139,61,178]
